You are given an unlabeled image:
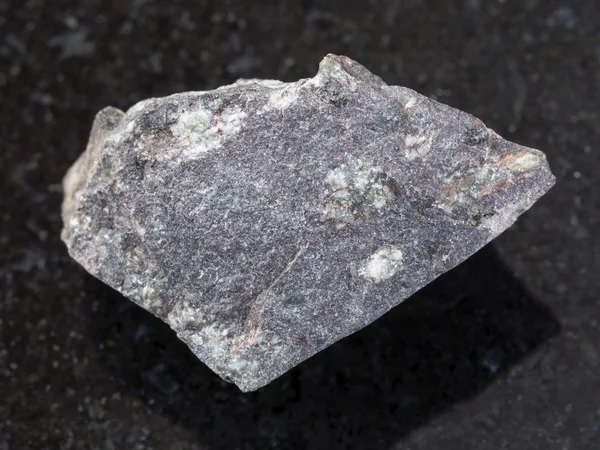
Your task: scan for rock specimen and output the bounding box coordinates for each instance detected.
[61,54,555,391]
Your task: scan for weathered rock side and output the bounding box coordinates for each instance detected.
[62,54,555,391]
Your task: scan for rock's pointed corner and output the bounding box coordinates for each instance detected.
[62,55,555,391]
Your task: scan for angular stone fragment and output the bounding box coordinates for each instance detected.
[61,54,555,391]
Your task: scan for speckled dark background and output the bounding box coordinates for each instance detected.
[1,0,599,449]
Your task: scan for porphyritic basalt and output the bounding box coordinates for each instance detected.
[62,54,555,391]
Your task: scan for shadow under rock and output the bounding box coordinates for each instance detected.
[84,244,559,450]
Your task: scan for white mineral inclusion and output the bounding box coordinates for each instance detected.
[404,96,418,109]
[166,298,206,330]
[171,105,246,160]
[268,84,300,110]
[505,151,543,173]
[187,329,227,360]
[322,160,393,226]
[437,147,546,215]
[141,285,162,310]
[167,304,243,365]
[325,165,351,191]
[360,246,404,283]
[126,119,137,133]
[227,354,251,371]
[405,133,434,160]
[223,79,299,112]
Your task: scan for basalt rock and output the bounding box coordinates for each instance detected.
[61,54,555,391]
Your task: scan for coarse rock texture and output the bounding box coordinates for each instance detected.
[61,54,555,392]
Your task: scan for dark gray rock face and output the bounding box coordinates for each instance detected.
[61,54,555,391]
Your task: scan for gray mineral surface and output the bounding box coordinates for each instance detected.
[61,54,555,392]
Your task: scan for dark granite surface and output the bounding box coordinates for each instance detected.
[1,0,599,448]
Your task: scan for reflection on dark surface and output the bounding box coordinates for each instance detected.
[85,245,559,449]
